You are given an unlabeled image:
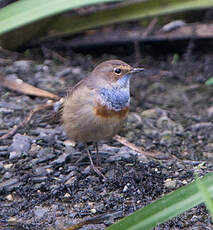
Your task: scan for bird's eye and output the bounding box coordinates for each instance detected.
[114,68,122,75]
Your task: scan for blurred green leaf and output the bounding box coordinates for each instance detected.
[107,172,213,230]
[1,0,213,50]
[196,174,213,217]
[172,53,180,64]
[0,0,119,35]
[205,77,213,85]
[47,0,213,39]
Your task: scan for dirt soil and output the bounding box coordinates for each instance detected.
[0,44,213,230]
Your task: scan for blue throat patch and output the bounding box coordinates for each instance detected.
[99,73,131,111]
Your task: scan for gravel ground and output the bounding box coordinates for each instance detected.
[0,48,213,229]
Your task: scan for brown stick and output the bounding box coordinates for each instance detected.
[0,102,55,140]
[142,17,158,38]
[113,134,160,158]
[64,212,118,230]
[0,75,60,100]
[134,17,158,64]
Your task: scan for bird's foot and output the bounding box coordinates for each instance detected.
[87,149,105,179]
[91,164,106,179]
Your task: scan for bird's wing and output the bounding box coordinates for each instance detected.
[51,78,92,123]
[66,78,86,98]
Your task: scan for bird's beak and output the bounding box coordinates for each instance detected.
[130,68,144,74]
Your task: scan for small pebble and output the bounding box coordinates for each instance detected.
[4,172,12,179]
[123,183,130,193]
[9,151,22,160]
[52,152,70,165]
[56,68,72,78]
[141,109,158,118]
[0,178,19,193]
[191,122,213,131]
[162,20,186,32]
[4,164,13,169]
[6,194,13,201]
[13,60,32,72]
[90,208,97,214]
[34,206,49,219]
[8,134,31,159]
[64,193,71,198]
[164,178,177,189]
[8,217,17,222]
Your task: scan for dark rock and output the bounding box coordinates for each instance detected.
[65,175,77,185]
[0,151,9,157]
[35,148,56,163]
[106,155,122,162]
[8,134,31,159]
[0,101,23,111]
[105,169,116,180]
[69,212,78,218]
[160,130,174,147]
[13,60,33,73]
[0,178,19,193]
[3,172,13,179]
[0,162,3,171]
[56,68,72,78]
[34,206,48,219]
[0,107,13,114]
[65,145,76,154]
[123,183,130,192]
[61,171,76,183]
[31,176,48,183]
[191,122,213,131]
[117,146,139,160]
[34,167,48,176]
[82,166,91,176]
[0,146,8,151]
[52,153,71,166]
[5,66,19,74]
[9,151,22,160]
[157,115,184,135]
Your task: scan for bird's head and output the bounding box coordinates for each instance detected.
[90,60,144,89]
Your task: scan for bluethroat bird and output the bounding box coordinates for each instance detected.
[62,60,144,177]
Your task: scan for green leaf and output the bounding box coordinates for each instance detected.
[1,0,213,50]
[205,77,213,85]
[196,174,213,217]
[107,172,213,230]
[0,0,119,35]
[43,0,213,39]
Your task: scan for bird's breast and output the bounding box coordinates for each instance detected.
[99,86,130,111]
[94,102,129,119]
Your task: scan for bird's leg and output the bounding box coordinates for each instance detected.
[94,142,101,166]
[86,143,105,178]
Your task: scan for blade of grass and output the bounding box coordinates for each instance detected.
[196,174,213,217]
[0,0,120,35]
[1,0,213,50]
[44,0,213,39]
[107,172,213,230]
[205,77,213,85]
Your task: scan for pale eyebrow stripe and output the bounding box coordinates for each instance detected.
[116,65,131,71]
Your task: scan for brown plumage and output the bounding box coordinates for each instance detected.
[94,102,129,119]
[62,60,144,177]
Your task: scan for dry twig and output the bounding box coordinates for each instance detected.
[113,134,160,158]
[134,17,158,64]
[0,102,55,140]
[0,75,59,100]
[64,212,119,230]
